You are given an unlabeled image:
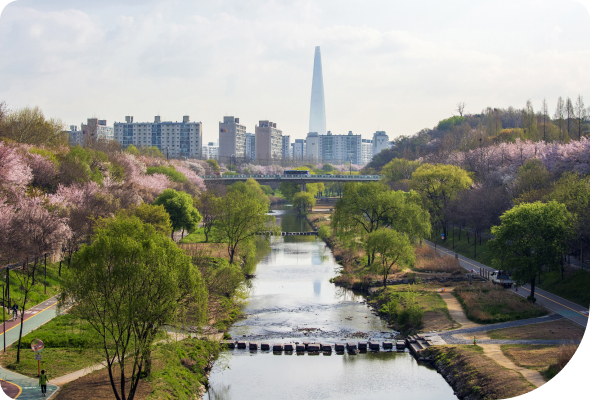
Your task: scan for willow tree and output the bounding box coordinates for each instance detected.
[331,182,430,265]
[366,228,415,289]
[63,216,207,400]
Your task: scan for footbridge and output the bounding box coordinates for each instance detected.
[200,174,381,190]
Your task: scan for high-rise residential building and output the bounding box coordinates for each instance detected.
[282,135,291,159]
[202,141,219,160]
[245,132,256,161]
[113,115,202,158]
[255,120,282,163]
[372,131,390,156]
[219,116,246,160]
[306,130,363,165]
[309,46,327,136]
[361,139,373,165]
[69,118,114,146]
[291,139,306,160]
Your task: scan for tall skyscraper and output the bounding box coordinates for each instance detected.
[309,46,326,136]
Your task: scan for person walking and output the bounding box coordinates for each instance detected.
[11,303,18,321]
[39,370,48,397]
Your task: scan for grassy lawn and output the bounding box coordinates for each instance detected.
[424,345,535,399]
[434,229,495,267]
[178,227,208,244]
[537,267,590,307]
[0,314,104,378]
[54,338,221,400]
[454,283,548,324]
[374,284,455,333]
[488,318,585,341]
[0,261,64,323]
[501,343,578,381]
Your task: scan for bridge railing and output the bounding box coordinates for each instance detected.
[200,174,381,180]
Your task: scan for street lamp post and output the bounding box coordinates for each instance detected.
[2,283,5,352]
[44,253,47,295]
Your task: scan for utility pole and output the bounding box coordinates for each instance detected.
[2,283,5,352]
[44,253,47,295]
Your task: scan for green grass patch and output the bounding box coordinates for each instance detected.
[0,314,104,378]
[0,261,64,322]
[537,268,590,307]
[147,338,220,399]
[434,229,495,267]
[454,284,548,324]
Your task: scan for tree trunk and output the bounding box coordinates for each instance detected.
[474,231,477,258]
[59,260,62,277]
[452,224,455,249]
[529,277,536,302]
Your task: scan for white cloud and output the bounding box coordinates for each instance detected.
[0,0,589,142]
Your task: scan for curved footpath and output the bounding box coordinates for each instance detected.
[425,240,589,327]
[0,297,60,399]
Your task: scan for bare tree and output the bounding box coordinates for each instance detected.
[575,95,587,140]
[554,97,565,141]
[541,98,548,142]
[566,97,574,139]
[456,102,466,117]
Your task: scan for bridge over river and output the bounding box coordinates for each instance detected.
[200,174,381,190]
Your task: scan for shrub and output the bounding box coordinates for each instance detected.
[146,165,188,183]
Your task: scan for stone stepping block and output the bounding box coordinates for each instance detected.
[221,340,235,349]
[334,343,345,352]
[303,341,313,350]
[273,343,284,351]
[237,341,247,349]
[346,342,357,351]
[382,341,393,350]
[284,343,295,351]
[358,342,368,351]
[396,340,406,349]
[368,341,380,351]
[249,342,258,350]
[322,343,333,352]
[296,344,306,352]
[261,343,270,351]
[307,343,321,352]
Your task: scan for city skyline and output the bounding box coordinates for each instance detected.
[1,1,590,146]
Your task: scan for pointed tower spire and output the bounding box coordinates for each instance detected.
[309,46,326,135]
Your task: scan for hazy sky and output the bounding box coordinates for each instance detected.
[1,0,590,144]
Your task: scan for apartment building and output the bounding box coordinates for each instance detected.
[255,120,282,163]
[113,115,202,158]
[68,118,114,146]
[219,116,246,160]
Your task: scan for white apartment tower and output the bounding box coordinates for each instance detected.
[219,116,246,160]
[113,115,202,158]
[373,131,390,156]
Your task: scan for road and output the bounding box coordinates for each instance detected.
[0,297,60,399]
[425,240,589,328]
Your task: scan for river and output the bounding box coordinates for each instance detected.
[204,207,458,400]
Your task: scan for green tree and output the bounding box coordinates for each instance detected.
[63,216,207,400]
[381,158,421,183]
[490,201,572,301]
[366,229,415,289]
[321,164,335,172]
[279,182,300,202]
[293,191,316,215]
[194,191,219,243]
[153,189,202,238]
[331,182,430,264]
[139,146,165,158]
[229,178,270,207]
[125,145,139,156]
[206,159,220,173]
[213,191,277,264]
[409,163,472,238]
[513,158,552,203]
[0,106,67,146]
[118,203,173,235]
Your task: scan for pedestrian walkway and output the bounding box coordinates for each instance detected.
[425,241,589,327]
[0,297,60,399]
[439,291,480,329]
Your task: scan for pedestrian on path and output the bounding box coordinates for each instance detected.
[39,370,48,397]
[11,303,18,321]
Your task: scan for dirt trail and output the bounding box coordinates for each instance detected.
[480,345,546,388]
[439,291,481,329]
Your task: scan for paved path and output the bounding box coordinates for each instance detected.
[425,241,589,328]
[0,297,60,399]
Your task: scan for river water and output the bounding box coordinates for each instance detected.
[205,207,457,400]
